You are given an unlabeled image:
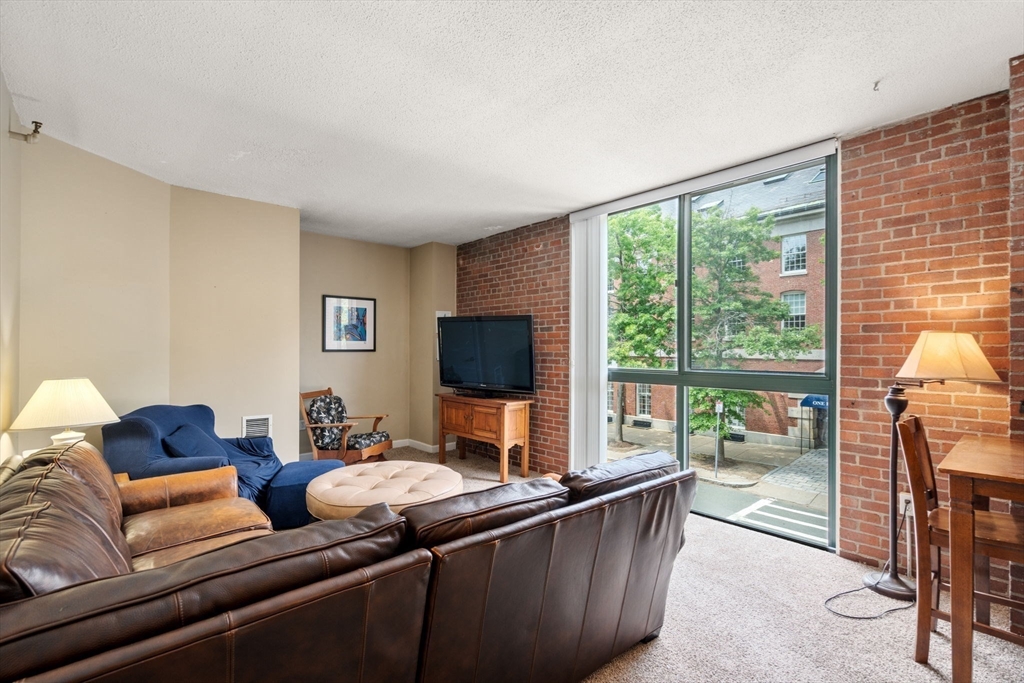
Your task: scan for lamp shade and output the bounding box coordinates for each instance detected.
[896,331,1001,383]
[10,379,119,431]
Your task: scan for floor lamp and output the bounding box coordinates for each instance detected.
[864,331,1001,600]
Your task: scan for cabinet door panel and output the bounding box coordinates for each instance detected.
[471,406,501,439]
[442,402,472,433]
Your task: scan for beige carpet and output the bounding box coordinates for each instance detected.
[387,448,1022,681]
[584,514,1023,683]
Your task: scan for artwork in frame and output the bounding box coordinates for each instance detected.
[322,295,376,352]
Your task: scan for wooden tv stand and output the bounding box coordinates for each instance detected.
[436,393,533,483]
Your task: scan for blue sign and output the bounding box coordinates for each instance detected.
[800,394,829,410]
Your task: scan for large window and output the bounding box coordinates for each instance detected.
[600,151,837,548]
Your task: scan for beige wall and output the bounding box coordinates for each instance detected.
[0,74,22,461]
[19,136,171,451]
[170,188,301,461]
[300,232,411,453]
[409,242,456,447]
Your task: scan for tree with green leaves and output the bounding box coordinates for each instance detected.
[688,206,821,454]
[607,204,676,442]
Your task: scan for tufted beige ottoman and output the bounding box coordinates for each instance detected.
[306,460,464,520]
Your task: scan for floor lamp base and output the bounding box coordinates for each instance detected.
[863,571,916,601]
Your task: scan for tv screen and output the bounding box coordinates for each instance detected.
[438,315,535,394]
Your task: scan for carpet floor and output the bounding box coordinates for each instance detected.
[386,448,1023,681]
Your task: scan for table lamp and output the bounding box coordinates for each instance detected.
[864,331,1001,600]
[9,378,119,445]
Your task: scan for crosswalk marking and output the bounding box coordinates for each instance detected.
[735,518,825,543]
[750,509,827,531]
[763,503,827,521]
[726,497,828,543]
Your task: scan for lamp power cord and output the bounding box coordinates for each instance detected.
[824,500,916,620]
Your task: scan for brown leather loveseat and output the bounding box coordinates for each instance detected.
[0,443,696,683]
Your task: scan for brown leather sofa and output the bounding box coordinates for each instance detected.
[0,443,430,682]
[405,451,697,683]
[0,444,695,683]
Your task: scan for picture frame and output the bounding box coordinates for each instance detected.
[322,295,376,352]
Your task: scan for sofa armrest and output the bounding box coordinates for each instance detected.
[118,466,239,516]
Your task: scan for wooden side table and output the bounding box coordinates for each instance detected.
[436,393,533,483]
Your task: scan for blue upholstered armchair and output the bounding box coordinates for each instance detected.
[101,404,343,529]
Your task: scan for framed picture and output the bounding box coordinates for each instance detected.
[322,295,376,352]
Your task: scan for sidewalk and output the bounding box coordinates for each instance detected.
[607,424,828,511]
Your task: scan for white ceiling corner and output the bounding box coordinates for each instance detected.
[1,1,1021,247]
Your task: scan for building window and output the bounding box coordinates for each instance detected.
[636,384,652,417]
[782,291,806,329]
[607,383,615,411]
[810,166,826,183]
[782,234,807,274]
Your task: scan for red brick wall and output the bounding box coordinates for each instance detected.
[1007,53,1024,636]
[456,217,570,474]
[839,89,1012,590]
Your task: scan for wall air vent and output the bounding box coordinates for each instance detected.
[241,414,273,439]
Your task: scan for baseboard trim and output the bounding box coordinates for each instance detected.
[402,439,457,454]
[299,440,456,459]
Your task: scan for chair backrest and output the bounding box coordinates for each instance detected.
[299,388,333,420]
[897,415,940,518]
[299,388,337,459]
[122,404,220,443]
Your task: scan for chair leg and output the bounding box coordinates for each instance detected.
[974,553,990,625]
[930,546,941,632]
[915,542,938,663]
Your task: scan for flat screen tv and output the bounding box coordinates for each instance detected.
[437,315,535,395]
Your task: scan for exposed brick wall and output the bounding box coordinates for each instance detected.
[839,90,1012,597]
[456,217,570,474]
[1007,53,1024,636]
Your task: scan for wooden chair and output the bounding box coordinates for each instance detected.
[299,388,392,465]
[896,415,1024,663]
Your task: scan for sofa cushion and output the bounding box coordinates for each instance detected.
[559,451,680,504]
[123,497,272,557]
[46,442,125,529]
[131,529,273,571]
[401,478,569,550]
[0,454,133,587]
[163,423,228,460]
[0,502,131,603]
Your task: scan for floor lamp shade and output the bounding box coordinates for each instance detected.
[896,331,1001,383]
[10,378,119,445]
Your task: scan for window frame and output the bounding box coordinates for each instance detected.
[636,383,652,417]
[604,152,838,548]
[781,233,808,275]
[781,291,807,330]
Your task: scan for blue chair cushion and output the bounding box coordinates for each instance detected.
[265,460,345,529]
[163,424,228,460]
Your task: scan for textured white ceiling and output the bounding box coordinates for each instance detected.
[1,1,1021,247]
